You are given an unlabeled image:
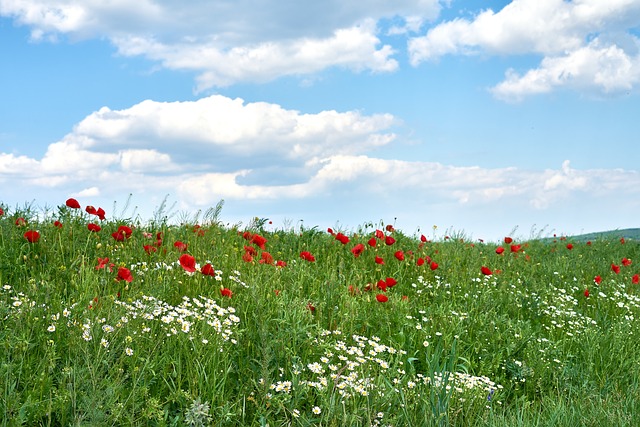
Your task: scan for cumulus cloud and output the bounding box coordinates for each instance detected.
[0,0,441,87]
[408,0,640,99]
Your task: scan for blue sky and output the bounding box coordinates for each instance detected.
[1,0,639,241]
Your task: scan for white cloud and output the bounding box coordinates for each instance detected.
[408,0,640,99]
[0,0,441,87]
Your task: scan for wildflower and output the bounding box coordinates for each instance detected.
[376,294,389,303]
[143,244,156,254]
[394,250,405,261]
[375,255,384,265]
[594,275,602,284]
[117,267,133,283]
[633,274,639,285]
[510,244,522,253]
[112,225,132,241]
[584,289,590,298]
[201,263,216,276]
[15,217,26,227]
[496,246,505,254]
[481,266,493,276]
[307,302,316,313]
[385,236,396,246]
[385,277,397,287]
[179,254,197,273]
[47,324,56,332]
[622,258,632,267]
[504,237,513,244]
[0,207,3,216]
[53,220,63,228]
[430,261,439,271]
[276,260,287,267]
[174,241,188,252]
[96,257,110,270]
[612,264,621,274]
[566,243,573,250]
[24,230,40,243]
[416,257,425,266]
[65,198,81,209]
[351,243,365,257]
[367,237,377,247]
[259,251,274,264]
[87,223,101,232]
[250,234,267,249]
[125,347,134,356]
[312,406,321,415]
[220,288,233,298]
[300,251,316,262]
[335,232,350,244]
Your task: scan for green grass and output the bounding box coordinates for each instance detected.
[1,201,640,426]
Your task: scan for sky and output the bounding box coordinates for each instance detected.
[1,0,640,241]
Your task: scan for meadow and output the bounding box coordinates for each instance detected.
[1,198,640,426]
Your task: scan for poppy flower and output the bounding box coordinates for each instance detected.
[96,257,110,270]
[367,237,377,247]
[65,198,81,209]
[0,207,4,216]
[510,244,522,253]
[633,274,639,285]
[351,243,365,257]
[394,251,405,261]
[116,267,133,283]
[376,280,387,292]
[251,234,267,249]
[174,241,188,252]
[385,236,396,246]
[584,289,590,298]
[306,302,316,313]
[242,252,253,263]
[376,294,389,303]
[620,238,626,244]
[244,245,257,256]
[385,277,397,288]
[385,224,395,232]
[481,266,493,276]
[594,275,602,284]
[86,206,97,215]
[495,247,505,255]
[15,217,26,227]
[566,243,573,250]
[611,264,621,274]
[335,232,350,245]
[375,255,384,265]
[430,261,439,271]
[54,220,63,229]
[87,223,101,232]
[622,258,632,267]
[201,263,216,276]
[587,241,592,246]
[143,244,157,255]
[504,237,513,244]
[416,257,425,266]
[96,207,106,220]
[420,234,427,243]
[179,254,197,273]
[300,251,316,262]
[276,260,287,268]
[220,288,233,298]
[327,228,335,235]
[375,229,384,239]
[24,230,40,243]
[260,251,274,265]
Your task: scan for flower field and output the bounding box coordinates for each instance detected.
[1,199,640,426]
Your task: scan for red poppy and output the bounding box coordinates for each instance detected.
[416,257,425,266]
[244,246,257,256]
[220,288,233,298]
[327,228,335,235]
[394,250,405,261]
[96,207,106,220]
[386,224,395,232]
[24,230,40,243]
[307,302,316,313]
[495,246,505,255]
[96,257,110,270]
[587,241,592,246]
[375,229,384,239]
[385,277,397,288]
[251,234,267,249]
[376,280,387,292]
[54,220,63,229]
[504,237,513,244]
[86,206,97,215]
[633,274,639,285]
[335,233,350,245]
[179,254,197,273]
[87,223,101,232]
[174,241,188,252]
[242,252,253,263]
[566,243,573,250]
[367,237,377,247]
[510,244,522,253]
[201,263,216,276]
[620,237,626,244]
[594,275,602,284]
[351,243,365,257]
[376,294,389,303]
[116,267,133,283]
[300,251,316,262]
[481,266,493,276]
[430,261,439,271]
[65,198,81,209]
[420,234,427,243]
[0,207,4,216]
[385,236,396,246]
[15,217,26,227]
[112,225,132,241]
[276,260,287,267]
[622,258,632,267]
[143,244,157,255]
[375,255,384,265]
[612,264,621,274]
[584,289,590,298]
[260,251,274,265]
